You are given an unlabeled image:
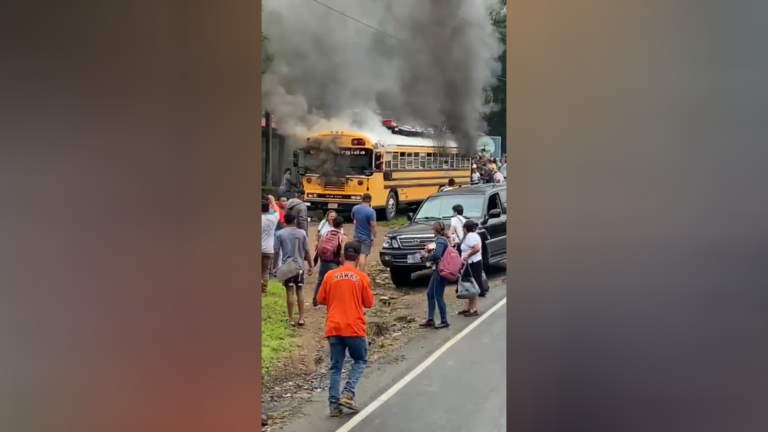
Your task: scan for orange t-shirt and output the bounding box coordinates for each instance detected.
[317,265,374,338]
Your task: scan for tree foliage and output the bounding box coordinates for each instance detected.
[262,5,273,75]
[485,0,507,148]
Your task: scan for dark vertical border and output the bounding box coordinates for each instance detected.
[507,2,768,431]
[0,1,262,431]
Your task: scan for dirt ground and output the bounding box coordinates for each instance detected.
[262,221,498,420]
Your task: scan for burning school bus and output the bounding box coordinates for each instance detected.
[293,119,472,221]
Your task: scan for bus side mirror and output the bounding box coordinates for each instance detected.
[292,150,299,167]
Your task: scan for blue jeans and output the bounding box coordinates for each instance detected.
[426,271,448,324]
[328,336,368,408]
[314,261,339,298]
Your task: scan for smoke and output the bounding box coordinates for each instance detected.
[262,0,503,154]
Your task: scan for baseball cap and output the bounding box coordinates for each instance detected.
[344,241,362,256]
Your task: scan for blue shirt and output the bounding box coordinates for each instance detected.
[351,204,376,243]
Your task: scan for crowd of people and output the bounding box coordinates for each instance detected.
[261,161,495,416]
[471,152,506,184]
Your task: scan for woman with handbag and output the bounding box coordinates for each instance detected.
[458,220,483,317]
[418,222,451,329]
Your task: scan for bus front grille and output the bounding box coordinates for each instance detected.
[322,179,346,192]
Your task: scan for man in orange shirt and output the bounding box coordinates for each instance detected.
[316,241,375,417]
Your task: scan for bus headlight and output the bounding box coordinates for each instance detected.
[307,193,318,198]
[350,195,362,200]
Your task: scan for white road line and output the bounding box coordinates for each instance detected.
[334,296,508,432]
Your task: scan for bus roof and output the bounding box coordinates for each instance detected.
[308,130,459,149]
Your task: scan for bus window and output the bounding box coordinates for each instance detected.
[385,152,393,170]
[426,153,433,169]
[405,152,414,169]
[399,152,406,169]
[419,153,426,168]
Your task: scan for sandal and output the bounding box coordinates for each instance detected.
[457,309,470,315]
[288,320,296,327]
[464,310,479,317]
[297,319,305,327]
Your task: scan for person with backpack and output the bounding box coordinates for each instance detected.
[316,210,338,242]
[458,219,484,317]
[273,212,313,327]
[285,190,309,236]
[418,222,455,329]
[312,215,347,308]
[448,204,466,250]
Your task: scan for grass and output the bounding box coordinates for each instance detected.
[262,280,293,374]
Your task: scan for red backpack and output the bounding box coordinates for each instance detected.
[438,237,462,282]
[317,230,342,262]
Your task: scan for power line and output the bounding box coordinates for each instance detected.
[308,0,506,81]
[309,0,404,42]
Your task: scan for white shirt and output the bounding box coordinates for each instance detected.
[493,171,505,183]
[262,213,279,253]
[318,220,333,237]
[450,215,466,244]
[471,172,480,183]
[461,232,483,264]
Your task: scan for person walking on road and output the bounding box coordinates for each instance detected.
[439,178,457,192]
[448,204,466,250]
[493,169,505,184]
[278,168,297,198]
[458,219,484,317]
[273,212,313,327]
[261,196,280,294]
[316,241,375,417]
[351,193,377,271]
[316,210,338,241]
[312,215,347,308]
[419,221,451,329]
[286,190,309,236]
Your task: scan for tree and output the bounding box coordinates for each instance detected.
[485,1,507,151]
[262,5,273,74]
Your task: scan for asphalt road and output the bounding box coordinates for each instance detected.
[279,280,507,432]
[343,300,507,432]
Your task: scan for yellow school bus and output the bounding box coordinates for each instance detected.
[293,120,472,221]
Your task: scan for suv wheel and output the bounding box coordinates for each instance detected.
[389,269,412,287]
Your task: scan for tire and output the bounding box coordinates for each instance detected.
[384,190,398,221]
[389,268,413,288]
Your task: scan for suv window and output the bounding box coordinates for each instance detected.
[498,189,506,213]
[415,194,485,221]
[487,193,502,214]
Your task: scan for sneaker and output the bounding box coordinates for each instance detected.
[341,392,358,411]
[329,406,343,417]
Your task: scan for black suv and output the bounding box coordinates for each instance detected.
[379,184,507,287]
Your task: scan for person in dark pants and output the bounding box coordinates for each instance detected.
[316,242,374,417]
[312,215,346,307]
[419,221,451,329]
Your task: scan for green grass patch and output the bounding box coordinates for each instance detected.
[379,215,409,229]
[262,280,293,373]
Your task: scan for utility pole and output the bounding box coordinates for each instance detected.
[265,111,273,186]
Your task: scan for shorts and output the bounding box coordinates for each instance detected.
[283,270,305,290]
[356,239,372,255]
